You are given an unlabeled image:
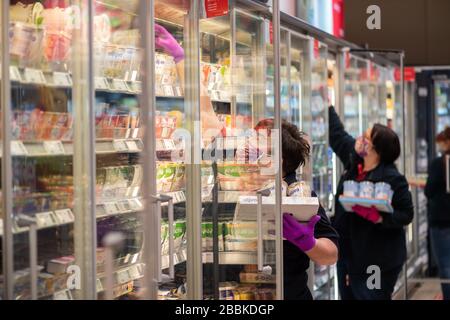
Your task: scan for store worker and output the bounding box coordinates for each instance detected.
[255,119,339,300]
[328,106,414,300]
[425,127,450,300]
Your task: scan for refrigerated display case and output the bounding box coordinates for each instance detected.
[0,0,162,300]
[367,62,387,127]
[199,4,282,301]
[435,80,450,138]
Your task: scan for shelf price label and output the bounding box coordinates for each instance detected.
[55,209,74,224]
[54,290,73,300]
[125,140,139,152]
[104,202,120,215]
[24,68,47,85]
[10,66,22,82]
[43,141,65,155]
[11,141,28,156]
[36,212,58,228]
[112,79,130,92]
[163,85,175,97]
[128,265,140,279]
[174,86,183,97]
[95,77,110,90]
[96,279,104,293]
[53,72,72,87]
[113,140,128,152]
[130,81,142,93]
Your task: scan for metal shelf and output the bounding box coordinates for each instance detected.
[202,251,275,265]
[1,139,144,157]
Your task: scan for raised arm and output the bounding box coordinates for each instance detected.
[328,106,356,169]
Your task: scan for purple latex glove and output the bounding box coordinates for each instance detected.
[283,213,321,252]
[155,24,184,63]
[352,205,382,224]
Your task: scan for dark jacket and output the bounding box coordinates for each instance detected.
[425,156,450,228]
[328,106,414,274]
[283,172,339,300]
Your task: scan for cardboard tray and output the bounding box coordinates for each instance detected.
[235,196,319,222]
[338,196,394,214]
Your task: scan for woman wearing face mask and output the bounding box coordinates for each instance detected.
[328,106,414,300]
[425,127,450,300]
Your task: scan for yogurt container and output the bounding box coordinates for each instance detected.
[359,181,375,198]
[343,180,359,197]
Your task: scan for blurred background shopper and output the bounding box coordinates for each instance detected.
[425,127,450,300]
[328,106,414,300]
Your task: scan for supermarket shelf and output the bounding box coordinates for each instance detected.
[10,67,232,104]
[161,249,187,269]
[96,263,145,297]
[202,251,275,265]
[1,139,144,157]
[0,190,190,236]
[0,197,144,236]
[202,190,254,203]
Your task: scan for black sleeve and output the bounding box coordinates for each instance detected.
[378,174,414,230]
[328,106,356,169]
[425,157,444,199]
[312,191,339,245]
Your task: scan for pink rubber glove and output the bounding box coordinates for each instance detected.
[352,205,382,224]
[155,24,184,63]
[283,213,320,252]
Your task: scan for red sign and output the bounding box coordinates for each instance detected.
[345,51,351,68]
[204,0,229,18]
[332,0,345,38]
[269,21,273,45]
[313,39,320,59]
[394,67,416,82]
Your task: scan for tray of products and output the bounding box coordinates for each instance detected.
[339,181,394,213]
[234,181,319,223]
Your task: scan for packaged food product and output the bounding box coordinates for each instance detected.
[359,181,375,198]
[287,181,311,197]
[9,22,44,68]
[47,256,75,275]
[374,182,392,200]
[343,180,359,197]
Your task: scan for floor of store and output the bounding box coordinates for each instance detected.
[408,282,443,300]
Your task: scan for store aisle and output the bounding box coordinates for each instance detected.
[409,282,443,300]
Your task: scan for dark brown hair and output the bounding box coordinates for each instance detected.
[436,127,450,142]
[255,119,310,174]
[371,123,401,164]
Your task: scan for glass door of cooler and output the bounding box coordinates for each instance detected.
[434,80,450,140]
[367,62,387,127]
[311,40,336,300]
[1,0,95,300]
[343,54,369,138]
[92,1,156,300]
[152,0,190,300]
[310,40,329,212]
[2,0,161,300]
[199,6,281,300]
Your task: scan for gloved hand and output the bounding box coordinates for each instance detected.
[352,205,382,224]
[155,24,184,63]
[283,213,320,252]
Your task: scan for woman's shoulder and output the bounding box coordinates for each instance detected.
[380,163,406,181]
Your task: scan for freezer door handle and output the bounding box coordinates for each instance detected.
[256,188,271,272]
[16,215,38,300]
[152,194,174,282]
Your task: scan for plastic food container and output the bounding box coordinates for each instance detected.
[375,182,392,200]
[359,181,375,198]
[9,22,44,68]
[343,180,359,197]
